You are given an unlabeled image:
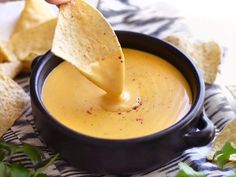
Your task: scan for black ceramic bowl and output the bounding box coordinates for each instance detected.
[30,31,215,175]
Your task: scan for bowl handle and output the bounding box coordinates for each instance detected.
[184,109,215,147]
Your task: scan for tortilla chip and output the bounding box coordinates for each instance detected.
[0,42,17,62]
[10,18,57,62]
[12,0,55,35]
[0,74,29,137]
[20,53,38,72]
[207,118,236,160]
[164,35,221,84]
[52,0,124,95]
[0,61,22,78]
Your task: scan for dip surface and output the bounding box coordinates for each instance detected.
[42,48,192,139]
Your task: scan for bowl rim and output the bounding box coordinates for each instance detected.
[30,30,205,144]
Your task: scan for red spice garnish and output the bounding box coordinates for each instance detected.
[86,110,92,115]
[132,97,142,110]
[86,107,93,115]
[136,118,144,124]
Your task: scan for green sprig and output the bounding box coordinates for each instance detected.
[213,142,236,168]
[176,142,236,177]
[176,162,205,177]
[0,139,59,177]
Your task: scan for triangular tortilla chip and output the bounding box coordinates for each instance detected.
[207,118,236,160]
[52,0,124,95]
[165,35,221,84]
[0,42,17,62]
[21,53,38,72]
[0,74,29,137]
[12,0,55,35]
[0,61,22,78]
[10,18,57,61]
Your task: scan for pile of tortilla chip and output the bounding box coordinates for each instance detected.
[0,0,56,137]
[0,0,56,75]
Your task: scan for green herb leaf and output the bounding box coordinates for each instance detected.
[0,141,43,165]
[0,140,59,177]
[213,142,236,168]
[0,149,6,161]
[33,154,59,177]
[10,164,31,177]
[0,141,20,155]
[0,162,10,177]
[21,144,42,165]
[176,162,205,177]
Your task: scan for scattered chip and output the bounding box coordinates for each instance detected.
[165,35,221,84]
[207,118,236,160]
[0,41,17,62]
[0,61,22,78]
[52,0,124,95]
[21,53,38,71]
[10,18,57,62]
[0,74,29,137]
[12,0,55,35]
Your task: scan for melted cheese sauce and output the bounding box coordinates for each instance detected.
[42,49,192,139]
